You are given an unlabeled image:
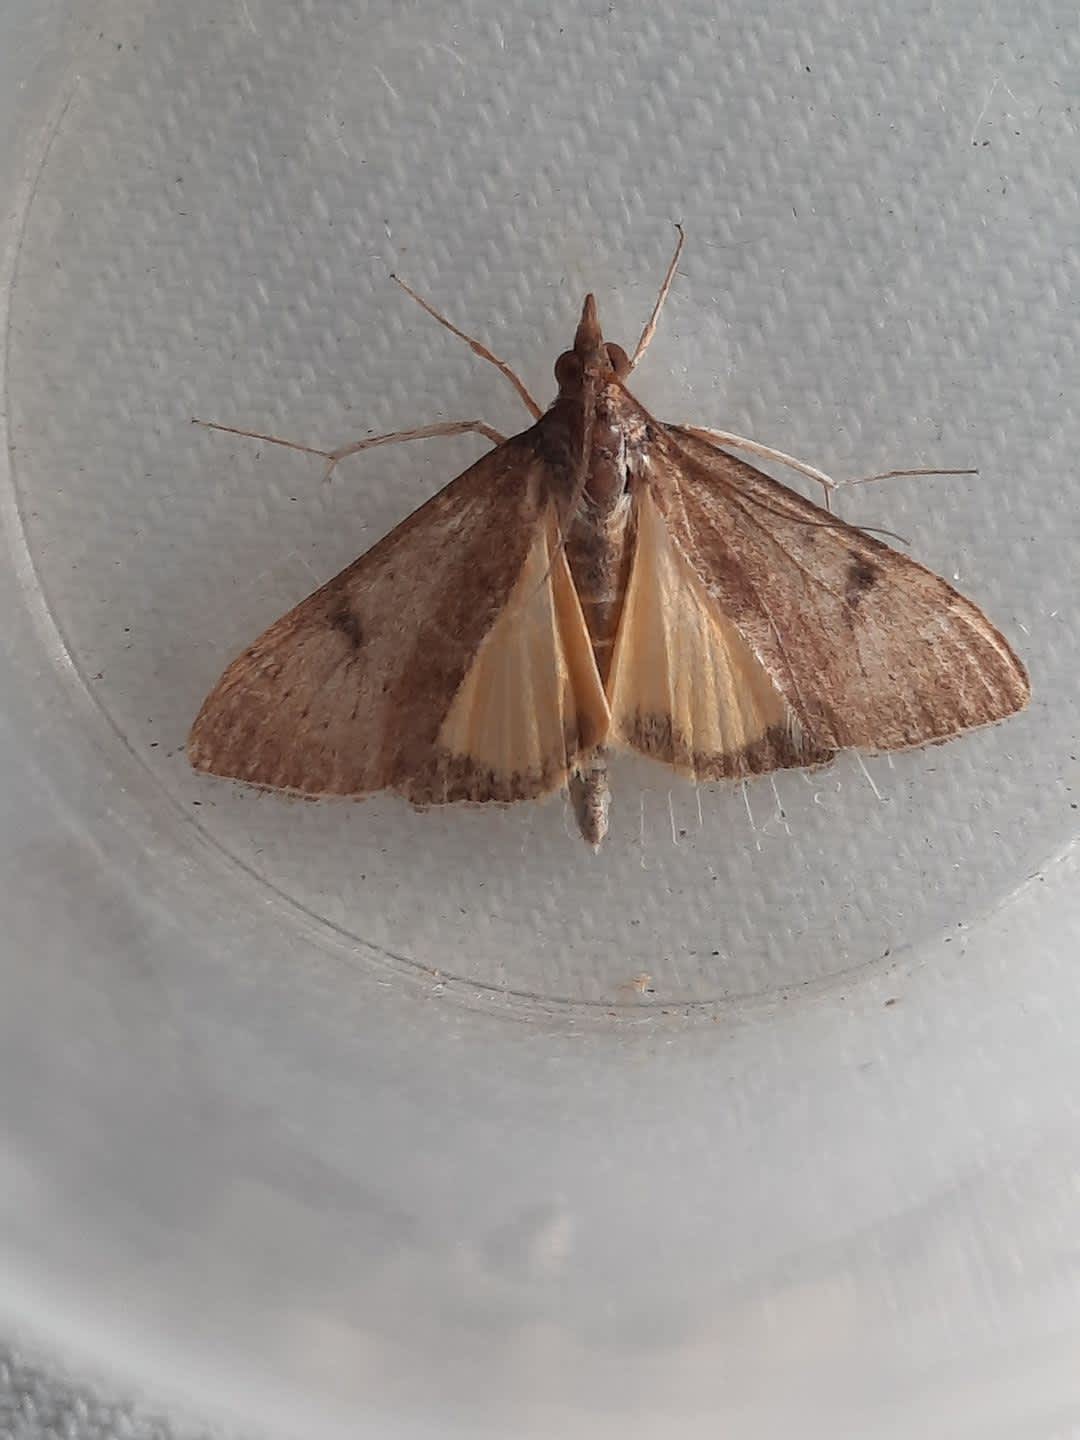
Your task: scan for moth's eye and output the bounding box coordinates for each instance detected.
[554,351,582,389]
[605,343,631,378]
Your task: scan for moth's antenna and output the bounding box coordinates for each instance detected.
[629,223,685,372]
[390,273,543,420]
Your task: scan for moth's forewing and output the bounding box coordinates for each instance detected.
[620,424,1029,758]
[189,433,606,806]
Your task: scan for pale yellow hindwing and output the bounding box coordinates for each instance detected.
[438,510,610,787]
[607,489,803,778]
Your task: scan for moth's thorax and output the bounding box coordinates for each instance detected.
[566,387,646,682]
[566,500,633,684]
[586,383,649,512]
[551,297,648,678]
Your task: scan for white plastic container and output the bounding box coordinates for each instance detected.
[2,3,1077,1435]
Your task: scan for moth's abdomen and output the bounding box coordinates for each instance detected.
[567,503,634,684]
[579,597,621,678]
[569,748,611,850]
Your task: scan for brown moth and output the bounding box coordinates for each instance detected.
[188,230,1029,848]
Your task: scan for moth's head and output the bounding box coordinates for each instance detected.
[553,294,631,394]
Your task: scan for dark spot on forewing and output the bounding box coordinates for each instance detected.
[331,603,364,649]
[846,556,880,606]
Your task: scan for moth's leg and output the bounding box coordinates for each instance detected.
[683,427,977,511]
[680,425,844,510]
[390,274,543,420]
[192,417,507,482]
[843,467,978,489]
[629,223,685,371]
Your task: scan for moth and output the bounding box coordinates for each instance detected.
[188,230,1029,848]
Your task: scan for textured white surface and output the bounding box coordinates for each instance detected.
[2,0,1079,1436]
[0,1341,223,1440]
